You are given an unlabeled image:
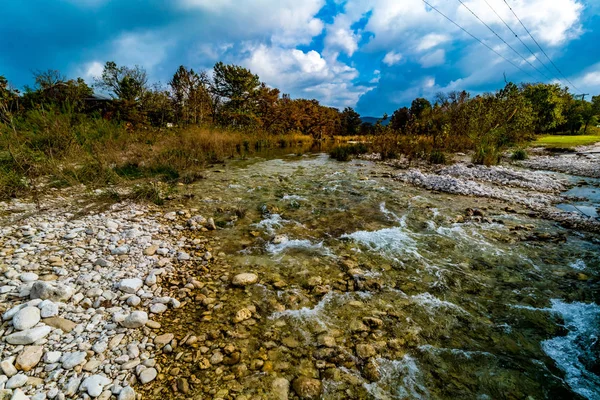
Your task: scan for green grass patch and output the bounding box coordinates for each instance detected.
[533,134,600,149]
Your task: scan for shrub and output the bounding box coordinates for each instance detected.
[130,182,166,205]
[472,144,501,166]
[329,143,368,161]
[511,149,528,160]
[428,150,446,164]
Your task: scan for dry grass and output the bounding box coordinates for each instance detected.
[0,110,313,201]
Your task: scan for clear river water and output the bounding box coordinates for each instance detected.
[158,150,600,400]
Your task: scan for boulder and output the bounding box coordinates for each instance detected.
[292,377,322,399]
[42,317,77,333]
[118,279,143,294]
[79,375,111,398]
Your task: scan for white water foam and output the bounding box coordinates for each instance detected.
[541,300,600,400]
[570,259,587,271]
[252,214,285,234]
[411,292,470,316]
[363,356,430,399]
[340,227,417,262]
[270,291,371,328]
[265,239,332,256]
[418,344,495,359]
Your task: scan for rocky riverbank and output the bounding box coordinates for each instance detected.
[0,200,219,400]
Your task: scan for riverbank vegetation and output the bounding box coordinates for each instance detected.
[1,61,599,200]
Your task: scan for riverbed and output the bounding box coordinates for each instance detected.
[152,152,600,399]
[0,150,598,400]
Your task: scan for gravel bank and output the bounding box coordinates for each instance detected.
[0,201,216,400]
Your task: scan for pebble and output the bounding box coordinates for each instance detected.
[79,375,111,398]
[121,312,148,329]
[138,368,157,384]
[12,307,41,331]
[149,304,167,314]
[232,273,258,286]
[6,374,28,389]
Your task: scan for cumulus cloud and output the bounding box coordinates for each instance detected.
[383,51,403,66]
[242,44,369,108]
[179,0,325,46]
[324,15,360,56]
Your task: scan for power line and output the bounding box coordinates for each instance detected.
[481,0,565,86]
[456,0,549,82]
[421,0,537,80]
[501,0,581,92]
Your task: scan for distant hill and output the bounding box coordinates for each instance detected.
[361,116,390,126]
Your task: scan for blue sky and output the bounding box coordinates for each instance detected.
[1,0,599,116]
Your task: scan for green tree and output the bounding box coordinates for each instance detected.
[169,66,212,125]
[211,62,261,127]
[340,107,361,136]
[390,107,410,133]
[410,98,432,120]
[521,83,569,133]
[94,61,148,101]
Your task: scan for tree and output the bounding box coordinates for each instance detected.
[169,66,212,125]
[410,98,432,121]
[390,107,410,133]
[340,107,361,136]
[94,61,148,101]
[211,62,261,127]
[0,75,19,125]
[521,83,568,133]
[23,70,93,111]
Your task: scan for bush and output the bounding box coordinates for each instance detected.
[472,144,501,166]
[511,149,528,160]
[329,143,368,161]
[428,150,446,164]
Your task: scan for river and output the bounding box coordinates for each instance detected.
[151,150,600,399]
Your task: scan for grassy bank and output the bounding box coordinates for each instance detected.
[533,133,600,149]
[0,109,312,201]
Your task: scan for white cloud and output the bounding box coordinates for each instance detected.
[417,34,449,52]
[383,51,403,66]
[571,63,600,93]
[242,44,369,108]
[419,49,445,68]
[83,61,104,81]
[179,0,325,46]
[324,15,360,56]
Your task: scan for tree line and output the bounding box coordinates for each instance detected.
[1,62,360,139]
[2,61,599,141]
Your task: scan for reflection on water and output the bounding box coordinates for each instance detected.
[173,152,600,399]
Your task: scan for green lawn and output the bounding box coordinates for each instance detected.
[533,134,600,148]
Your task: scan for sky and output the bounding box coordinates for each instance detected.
[1,0,599,116]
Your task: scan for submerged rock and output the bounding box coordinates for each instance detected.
[232,273,258,287]
[292,376,322,399]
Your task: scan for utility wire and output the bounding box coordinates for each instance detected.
[501,0,581,92]
[421,0,537,80]
[456,0,549,82]
[482,0,565,86]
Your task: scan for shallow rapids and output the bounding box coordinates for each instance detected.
[163,152,600,399]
